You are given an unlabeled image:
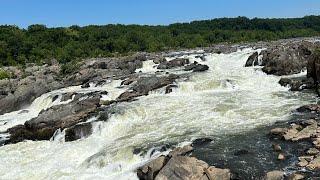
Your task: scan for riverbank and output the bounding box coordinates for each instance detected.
[1,37,320,179]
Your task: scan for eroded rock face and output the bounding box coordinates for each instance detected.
[6,92,101,144]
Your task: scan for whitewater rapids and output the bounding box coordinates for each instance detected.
[0,49,316,179]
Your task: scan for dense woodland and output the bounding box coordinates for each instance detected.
[1,16,320,68]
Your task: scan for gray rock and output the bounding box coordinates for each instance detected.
[65,122,93,142]
[245,52,259,67]
[278,78,292,87]
[153,57,167,64]
[117,74,179,101]
[193,64,209,72]
[157,58,189,69]
[6,92,101,144]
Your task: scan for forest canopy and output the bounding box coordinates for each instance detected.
[0,15,320,66]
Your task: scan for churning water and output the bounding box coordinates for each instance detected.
[0,49,317,179]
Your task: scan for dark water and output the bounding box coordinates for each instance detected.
[192,112,320,180]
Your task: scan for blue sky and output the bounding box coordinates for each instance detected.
[0,0,319,28]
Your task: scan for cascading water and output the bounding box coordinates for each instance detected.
[0,49,317,179]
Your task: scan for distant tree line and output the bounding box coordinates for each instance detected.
[1,15,320,67]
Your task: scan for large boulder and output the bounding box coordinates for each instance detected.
[157,58,189,69]
[6,92,101,144]
[137,145,231,180]
[262,41,320,76]
[155,156,209,180]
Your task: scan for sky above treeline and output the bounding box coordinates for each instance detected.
[1,0,320,28]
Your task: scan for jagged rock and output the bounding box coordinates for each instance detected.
[297,104,320,113]
[65,122,93,142]
[117,74,179,102]
[137,155,169,180]
[264,171,284,180]
[6,93,101,144]
[193,64,209,72]
[245,52,259,67]
[157,58,189,69]
[262,41,318,76]
[153,57,167,64]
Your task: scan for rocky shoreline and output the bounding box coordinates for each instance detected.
[1,37,320,179]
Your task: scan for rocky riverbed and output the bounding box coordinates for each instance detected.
[1,37,320,179]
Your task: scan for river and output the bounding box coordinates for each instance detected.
[0,48,316,179]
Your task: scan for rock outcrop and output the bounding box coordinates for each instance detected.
[0,65,62,115]
[117,74,179,102]
[245,51,259,67]
[245,40,320,76]
[0,54,147,115]
[137,145,231,180]
[6,92,102,144]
